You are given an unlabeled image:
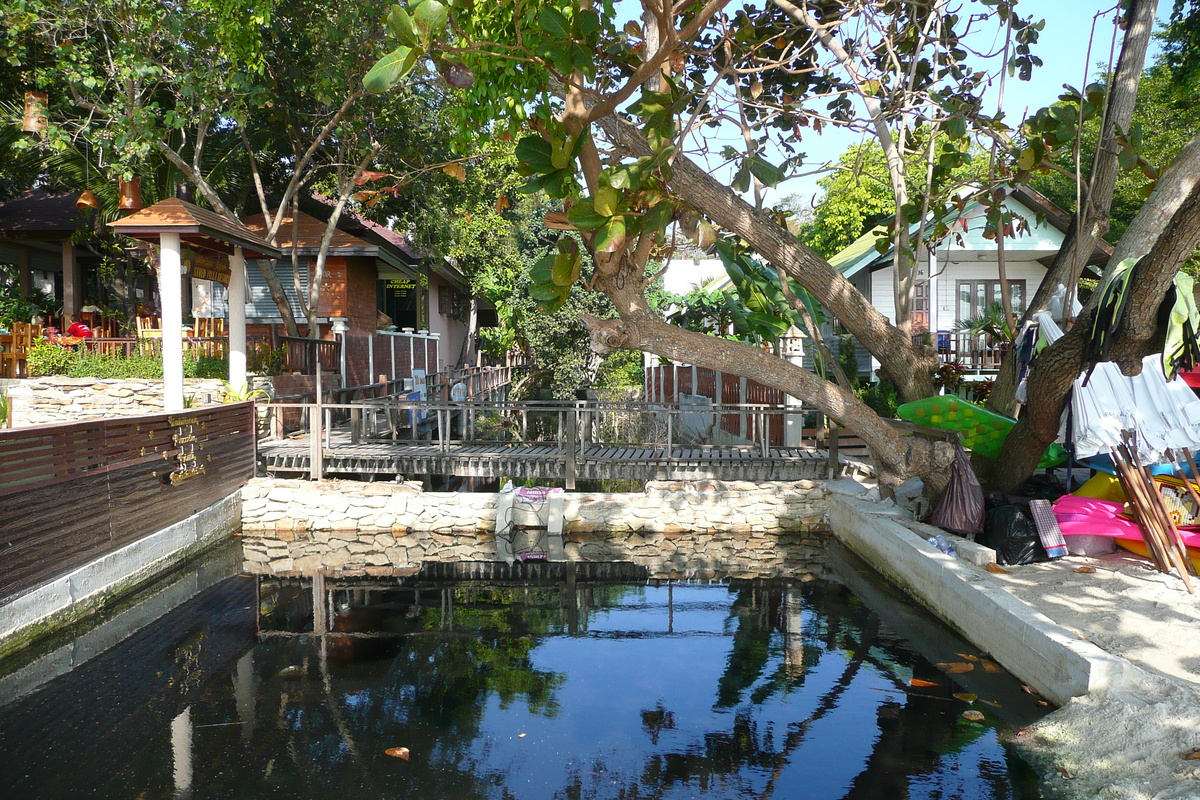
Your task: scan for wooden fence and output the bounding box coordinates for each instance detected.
[0,402,257,602]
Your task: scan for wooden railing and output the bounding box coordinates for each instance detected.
[0,402,257,603]
[260,399,859,482]
[279,335,341,374]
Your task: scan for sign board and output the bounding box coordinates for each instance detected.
[183,247,231,286]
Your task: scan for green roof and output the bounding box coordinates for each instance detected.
[829,225,889,278]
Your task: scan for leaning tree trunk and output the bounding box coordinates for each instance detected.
[992,148,1200,492]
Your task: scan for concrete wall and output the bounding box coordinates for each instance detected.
[828,495,1134,706]
[240,477,831,580]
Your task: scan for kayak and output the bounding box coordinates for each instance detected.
[897,395,1067,469]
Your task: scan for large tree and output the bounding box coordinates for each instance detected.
[1,0,465,338]
[362,0,1200,492]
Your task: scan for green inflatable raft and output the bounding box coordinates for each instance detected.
[896,395,1067,469]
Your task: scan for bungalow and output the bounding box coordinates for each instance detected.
[831,185,1111,373]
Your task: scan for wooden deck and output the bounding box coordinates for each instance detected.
[258,434,845,482]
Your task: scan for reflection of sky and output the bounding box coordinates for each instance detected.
[461,586,891,799]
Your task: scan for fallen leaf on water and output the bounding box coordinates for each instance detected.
[1021,685,1041,696]
[956,653,981,661]
[961,710,986,722]
[1074,566,1097,574]
[909,678,939,688]
[277,666,305,679]
[953,692,977,703]
[980,699,1003,708]
[981,660,1003,674]
[385,747,410,760]
[1037,700,1049,706]
[1057,766,1075,779]
[518,733,527,738]
[985,563,1009,574]
[937,662,975,674]
[1182,747,1200,760]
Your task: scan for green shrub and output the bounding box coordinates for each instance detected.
[188,356,228,380]
[67,351,162,379]
[248,344,286,376]
[27,340,73,376]
[855,380,900,418]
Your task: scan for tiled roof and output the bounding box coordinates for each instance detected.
[242,210,373,251]
[109,198,280,258]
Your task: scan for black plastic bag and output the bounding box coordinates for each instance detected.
[985,505,1048,565]
[932,444,984,537]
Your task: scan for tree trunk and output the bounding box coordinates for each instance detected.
[599,114,939,404]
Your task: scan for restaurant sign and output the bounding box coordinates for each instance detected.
[183,247,232,286]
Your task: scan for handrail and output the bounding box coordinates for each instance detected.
[258,397,865,481]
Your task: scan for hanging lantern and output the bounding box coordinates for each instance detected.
[75,189,100,210]
[118,176,143,212]
[21,91,47,133]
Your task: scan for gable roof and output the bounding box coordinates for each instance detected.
[833,185,1112,278]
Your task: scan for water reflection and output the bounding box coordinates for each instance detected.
[0,544,1045,799]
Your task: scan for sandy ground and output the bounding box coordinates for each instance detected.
[982,549,1200,799]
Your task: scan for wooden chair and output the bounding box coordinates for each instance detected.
[2,322,34,378]
[136,315,161,339]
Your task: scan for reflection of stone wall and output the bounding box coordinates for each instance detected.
[240,477,831,580]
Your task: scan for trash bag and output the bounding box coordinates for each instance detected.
[932,444,984,537]
[985,505,1048,566]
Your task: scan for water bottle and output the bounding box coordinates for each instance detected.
[928,535,956,556]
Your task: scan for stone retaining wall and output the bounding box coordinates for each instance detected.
[4,375,309,426]
[240,477,832,580]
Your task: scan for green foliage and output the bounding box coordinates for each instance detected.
[26,340,72,377]
[0,281,57,329]
[27,340,230,379]
[836,335,861,384]
[855,380,900,419]
[248,343,287,376]
[219,381,270,402]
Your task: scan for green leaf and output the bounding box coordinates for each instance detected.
[732,166,751,193]
[530,254,555,285]
[578,9,600,35]
[538,7,571,39]
[385,5,419,47]
[529,281,567,303]
[594,215,627,253]
[411,0,449,46]
[515,135,555,172]
[696,220,717,248]
[594,185,619,216]
[552,250,582,286]
[746,156,785,188]
[1016,147,1038,171]
[566,198,608,231]
[641,200,675,235]
[363,45,419,93]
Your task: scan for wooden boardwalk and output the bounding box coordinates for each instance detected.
[258,434,846,482]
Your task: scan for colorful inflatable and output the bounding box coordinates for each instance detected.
[896,395,1067,469]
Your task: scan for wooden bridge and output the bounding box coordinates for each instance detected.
[257,399,872,485]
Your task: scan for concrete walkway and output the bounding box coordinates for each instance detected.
[828,496,1200,800]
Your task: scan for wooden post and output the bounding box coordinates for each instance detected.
[228,247,248,389]
[665,408,673,460]
[312,571,327,635]
[311,365,323,480]
[828,421,839,479]
[565,408,577,490]
[739,377,748,438]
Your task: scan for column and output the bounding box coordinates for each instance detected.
[228,247,248,389]
[62,242,81,317]
[160,233,185,412]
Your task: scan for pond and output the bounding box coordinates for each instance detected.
[0,541,1047,799]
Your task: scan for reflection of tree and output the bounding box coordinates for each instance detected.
[80,574,1033,800]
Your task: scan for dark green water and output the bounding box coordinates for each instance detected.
[0,543,1047,799]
